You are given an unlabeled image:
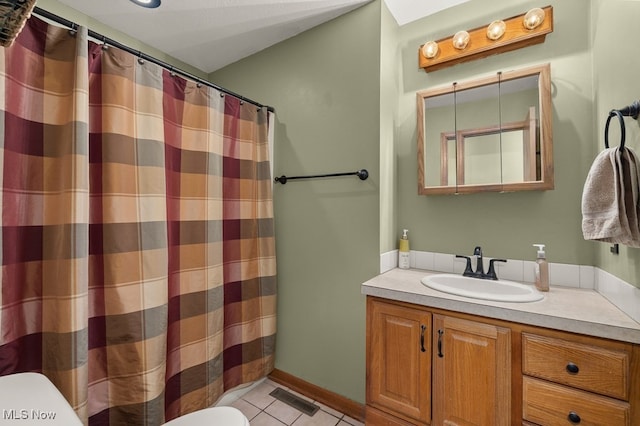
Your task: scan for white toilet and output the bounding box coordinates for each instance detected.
[163,406,250,426]
[0,372,249,426]
[0,372,83,425]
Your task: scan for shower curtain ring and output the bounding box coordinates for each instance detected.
[604,109,625,150]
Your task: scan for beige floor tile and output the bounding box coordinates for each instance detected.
[264,378,280,387]
[291,409,341,426]
[250,412,288,426]
[314,402,343,419]
[230,398,261,421]
[264,399,303,425]
[341,415,364,426]
[241,381,278,409]
[228,379,354,426]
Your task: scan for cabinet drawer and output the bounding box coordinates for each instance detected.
[523,377,630,426]
[522,333,629,399]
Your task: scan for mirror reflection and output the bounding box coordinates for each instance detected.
[417,64,553,195]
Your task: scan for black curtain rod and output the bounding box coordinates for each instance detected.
[32,7,275,113]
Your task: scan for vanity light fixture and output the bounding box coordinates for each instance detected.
[129,0,161,8]
[418,5,553,73]
[452,31,470,50]
[486,20,506,40]
[523,7,545,30]
[421,41,439,59]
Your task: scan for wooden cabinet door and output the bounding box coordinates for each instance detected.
[367,298,432,424]
[432,314,511,426]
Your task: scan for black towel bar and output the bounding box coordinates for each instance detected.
[604,100,640,149]
[617,100,640,119]
[274,169,369,184]
[605,110,625,149]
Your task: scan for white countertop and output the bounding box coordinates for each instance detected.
[361,268,640,344]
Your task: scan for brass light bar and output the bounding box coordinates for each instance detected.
[419,6,553,73]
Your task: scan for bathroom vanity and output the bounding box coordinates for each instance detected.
[363,268,640,425]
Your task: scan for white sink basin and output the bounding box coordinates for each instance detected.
[421,274,544,303]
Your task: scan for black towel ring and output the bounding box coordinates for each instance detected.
[604,109,625,150]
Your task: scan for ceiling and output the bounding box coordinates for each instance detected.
[51,0,467,73]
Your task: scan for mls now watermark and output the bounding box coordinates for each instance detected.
[3,409,57,421]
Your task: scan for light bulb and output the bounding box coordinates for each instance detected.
[452,31,470,50]
[129,0,161,8]
[523,8,545,30]
[421,41,439,59]
[486,20,506,40]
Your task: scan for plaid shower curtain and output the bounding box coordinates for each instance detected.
[0,17,276,425]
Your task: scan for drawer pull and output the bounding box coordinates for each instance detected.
[420,325,426,352]
[566,362,580,374]
[568,411,581,423]
[437,329,444,358]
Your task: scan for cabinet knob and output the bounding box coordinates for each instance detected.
[566,362,580,374]
[420,325,427,352]
[568,411,581,423]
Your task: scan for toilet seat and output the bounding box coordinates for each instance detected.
[163,406,250,425]
[0,372,83,425]
[0,373,249,426]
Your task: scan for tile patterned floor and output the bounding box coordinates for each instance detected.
[228,379,365,426]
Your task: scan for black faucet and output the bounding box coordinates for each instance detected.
[473,246,484,276]
[456,246,506,280]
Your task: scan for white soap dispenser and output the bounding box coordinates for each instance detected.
[398,229,410,269]
[533,244,549,292]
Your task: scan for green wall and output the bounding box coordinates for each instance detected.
[211,0,640,405]
[36,0,640,408]
[591,0,640,286]
[211,2,381,404]
[396,0,640,283]
[379,1,399,253]
[395,0,596,265]
[34,0,381,405]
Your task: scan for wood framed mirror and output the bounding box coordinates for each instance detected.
[417,63,553,195]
